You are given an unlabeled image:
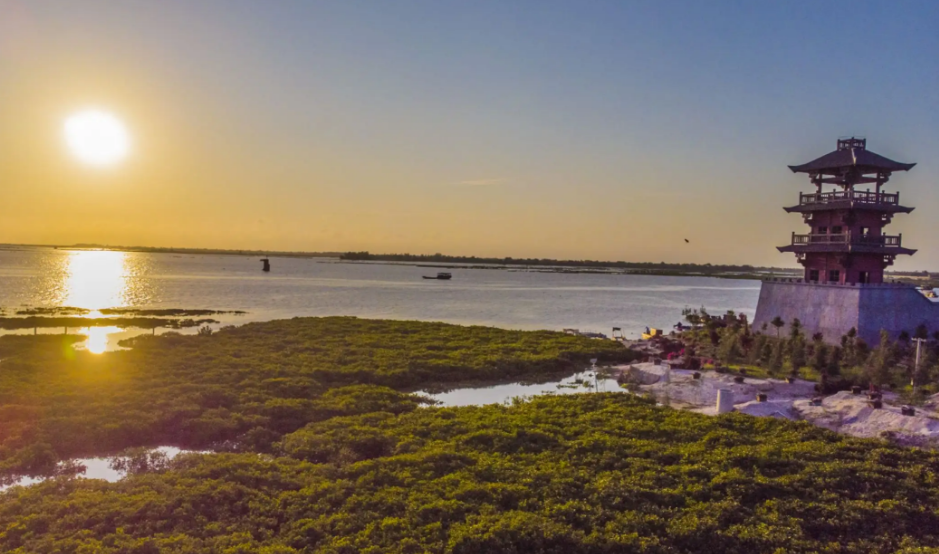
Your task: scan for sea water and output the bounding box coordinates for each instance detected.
[0,246,760,350]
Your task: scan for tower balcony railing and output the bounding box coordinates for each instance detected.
[798,190,899,206]
[791,232,902,247]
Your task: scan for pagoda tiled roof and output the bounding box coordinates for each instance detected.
[789,143,915,175]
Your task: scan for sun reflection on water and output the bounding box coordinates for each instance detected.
[59,251,133,354]
[63,250,129,310]
[83,326,122,354]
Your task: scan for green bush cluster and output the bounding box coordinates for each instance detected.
[3,394,939,553]
[0,317,634,479]
[683,309,939,391]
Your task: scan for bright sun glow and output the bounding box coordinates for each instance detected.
[64,109,131,166]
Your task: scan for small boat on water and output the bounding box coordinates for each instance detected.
[423,272,452,280]
[260,258,271,272]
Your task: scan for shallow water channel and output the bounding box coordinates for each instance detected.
[0,446,193,492]
[3,373,626,491]
[420,370,624,407]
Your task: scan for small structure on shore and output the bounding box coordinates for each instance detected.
[752,137,939,344]
[260,258,271,272]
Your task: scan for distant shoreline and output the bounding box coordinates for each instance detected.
[1,243,801,281]
[3,243,932,284]
[0,243,342,259]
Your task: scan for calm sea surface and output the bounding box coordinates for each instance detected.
[0,247,760,351]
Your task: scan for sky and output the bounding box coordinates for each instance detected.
[1,1,937,268]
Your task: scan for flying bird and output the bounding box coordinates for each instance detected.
[684,239,690,243]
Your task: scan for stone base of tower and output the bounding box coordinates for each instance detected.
[752,279,939,345]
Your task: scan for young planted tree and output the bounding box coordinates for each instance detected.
[826,346,842,376]
[789,318,803,339]
[770,316,784,338]
[748,334,767,366]
[717,331,741,364]
[810,340,828,374]
[789,335,807,376]
[768,339,784,374]
[916,347,939,388]
[786,318,806,376]
[865,330,897,387]
[760,340,774,367]
[840,328,859,368]
[682,307,703,330]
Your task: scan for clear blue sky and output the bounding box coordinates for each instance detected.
[1,1,937,268]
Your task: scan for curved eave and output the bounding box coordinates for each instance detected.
[783,203,914,214]
[788,148,916,174]
[788,162,916,174]
[778,244,917,256]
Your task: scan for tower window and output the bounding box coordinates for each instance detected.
[809,270,819,282]
[817,226,828,234]
[831,226,843,234]
[828,270,840,283]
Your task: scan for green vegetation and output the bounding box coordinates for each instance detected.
[679,308,939,395]
[4,394,939,552]
[0,306,248,332]
[6,317,939,552]
[0,317,632,480]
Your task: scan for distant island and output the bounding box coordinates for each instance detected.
[341,250,786,271]
[343,252,934,286]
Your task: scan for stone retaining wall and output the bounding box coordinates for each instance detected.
[752,279,939,344]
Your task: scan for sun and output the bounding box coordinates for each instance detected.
[64,109,131,166]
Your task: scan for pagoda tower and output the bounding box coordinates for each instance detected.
[779,137,916,284]
[752,138,939,345]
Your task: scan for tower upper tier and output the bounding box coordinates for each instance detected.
[789,137,916,188]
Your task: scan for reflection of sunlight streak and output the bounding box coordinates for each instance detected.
[64,251,129,310]
[61,251,130,353]
[83,326,121,354]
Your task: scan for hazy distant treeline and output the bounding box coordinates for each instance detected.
[340,251,788,273]
[64,244,343,258]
